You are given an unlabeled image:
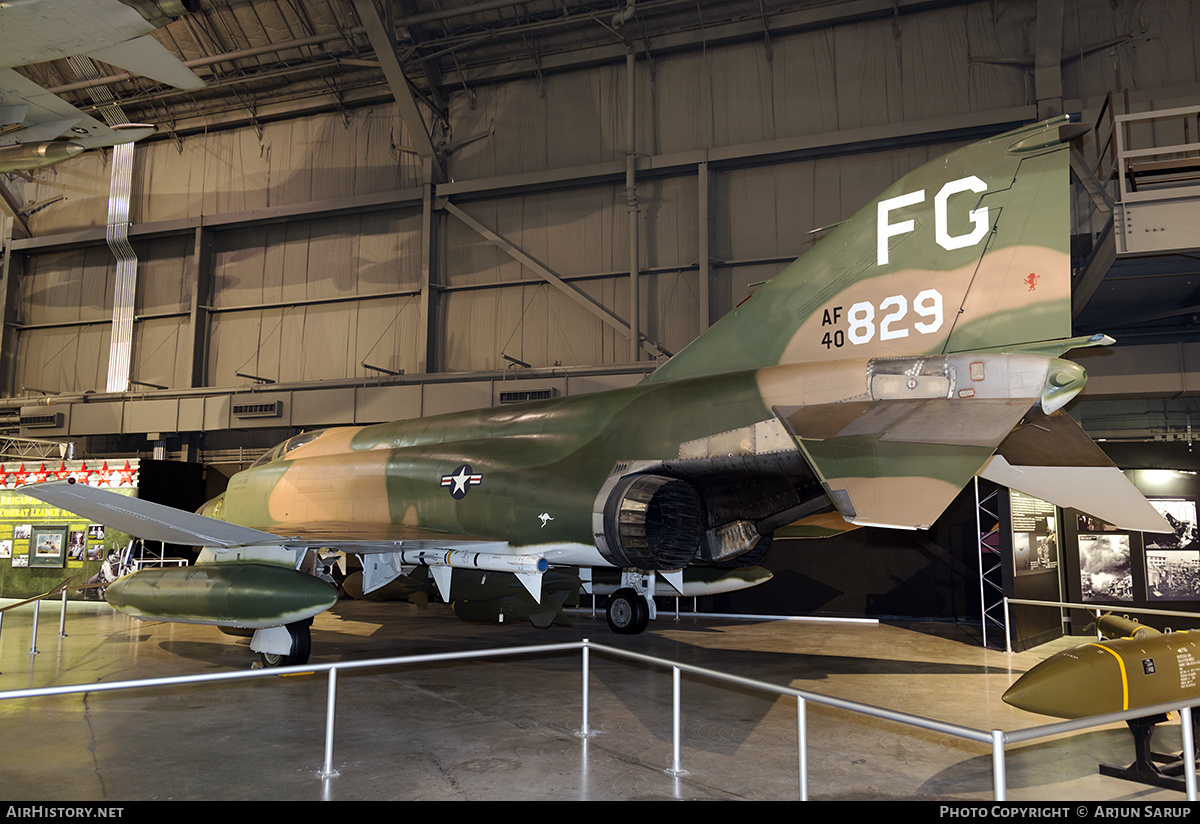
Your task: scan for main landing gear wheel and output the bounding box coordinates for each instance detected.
[259,620,312,667]
[606,587,650,635]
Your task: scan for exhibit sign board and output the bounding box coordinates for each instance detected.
[0,460,138,597]
[1010,490,1059,576]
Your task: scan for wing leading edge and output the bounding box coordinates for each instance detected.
[20,480,284,547]
[18,479,497,550]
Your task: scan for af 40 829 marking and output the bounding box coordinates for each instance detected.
[821,289,943,349]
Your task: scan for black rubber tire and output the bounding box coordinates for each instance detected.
[258,620,312,667]
[606,587,650,635]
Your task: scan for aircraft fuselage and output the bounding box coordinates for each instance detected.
[203,351,1067,571]
[207,364,780,557]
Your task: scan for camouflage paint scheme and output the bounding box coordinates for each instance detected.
[101,563,340,628]
[21,117,1170,651]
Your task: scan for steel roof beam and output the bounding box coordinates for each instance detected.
[351,0,443,182]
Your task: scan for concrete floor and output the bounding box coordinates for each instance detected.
[0,597,1192,802]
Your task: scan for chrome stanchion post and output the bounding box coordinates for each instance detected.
[579,640,591,736]
[668,665,686,776]
[320,666,340,779]
[992,729,1007,801]
[1181,705,1197,801]
[28,599,39,655]
[58,588,68,638]
[797,696,808,801]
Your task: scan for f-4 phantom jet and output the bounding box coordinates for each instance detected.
[25,116,1169,666]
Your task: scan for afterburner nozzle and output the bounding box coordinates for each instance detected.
[1041,359,1086,414]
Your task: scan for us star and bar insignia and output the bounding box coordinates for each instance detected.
[441,465,483,499]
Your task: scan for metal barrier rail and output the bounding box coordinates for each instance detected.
[1002,597,1200,655]
[0,588,78,653]
[1,630,1197,800]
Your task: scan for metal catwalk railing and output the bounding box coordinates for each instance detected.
[0,609,1196,800]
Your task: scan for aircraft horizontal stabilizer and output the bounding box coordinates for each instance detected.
[781,397,1033,529]
[979,412,1171,533]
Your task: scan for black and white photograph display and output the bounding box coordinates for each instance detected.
[1147,549,1200,600]
[1145,497,1200,550]
[1078,532,1134,602]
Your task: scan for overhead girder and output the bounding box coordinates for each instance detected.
[350,0,443,182]
[441,200,669,360]
[31,0,972,140]
[0,183,30,240]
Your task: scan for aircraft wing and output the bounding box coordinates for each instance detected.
[18,480,287,548]
[17,479,489,550]
[3,68,104,141]
[0,0,205,90]
[18,480,556,605]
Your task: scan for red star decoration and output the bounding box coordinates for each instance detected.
[12,464,28,487]
[95,462,112,487]
[73,462,94,485]
[33,463,50,484]
[117,460,136,486]
[0,465,8,488]
[53,461,71,481]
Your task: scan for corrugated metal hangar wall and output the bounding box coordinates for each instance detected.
[4,0,1200,454]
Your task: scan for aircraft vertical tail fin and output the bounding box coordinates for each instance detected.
[644,116,1082,384]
